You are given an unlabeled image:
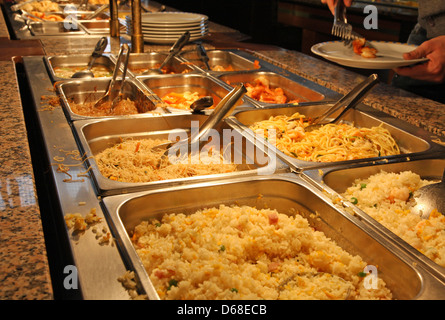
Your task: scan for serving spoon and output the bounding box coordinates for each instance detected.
[190,96,213,113]
[143,31,190,75]
[411,169,445,219]
[304,73,379,131]
[72,37,108,78]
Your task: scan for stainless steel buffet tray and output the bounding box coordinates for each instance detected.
[176,49,339,105]
[120,53,197,77]
[137,73,253,113]
[180,49,261,73]
[73,114,282,196]
[101,173,445,300]
[56,77,166,121]
[45,54,115,82]
[303,156,445,281]
[226,102,445,171]
[217,70,326,105]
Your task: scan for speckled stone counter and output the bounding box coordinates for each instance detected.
[0,61,53,299]
[1,0,445,301]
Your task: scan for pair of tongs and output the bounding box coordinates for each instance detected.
[304,74,379,131]
[93,43,130,110]
[152,84,247,164]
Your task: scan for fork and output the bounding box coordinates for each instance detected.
[331,0,352,41]
[331,1,374,49]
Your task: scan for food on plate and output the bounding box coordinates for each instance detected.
[53,65,113,78]
[131,204,393,299]
[70,97,156,116]
[244,76,302,104]
[342,171,445,267]
[161,91,214,110]
[249,112,400,162]
[353,38,378,59]
[95,138,237,182]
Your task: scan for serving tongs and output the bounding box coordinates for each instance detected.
[93,43,130,110]
[196,43,211,70]
[304,73,379,131]
[151,84,247,165]
[84,4,109,20]
[143,31,190,75]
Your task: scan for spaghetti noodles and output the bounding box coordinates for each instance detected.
[249,112,400,162]
[95,138,237,183]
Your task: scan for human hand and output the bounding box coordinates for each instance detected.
[394,36,445,83]
[321,0,353,15]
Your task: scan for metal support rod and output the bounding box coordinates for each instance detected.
[109,0,119,37]
[131,0,144,53]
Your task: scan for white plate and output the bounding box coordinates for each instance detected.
[141,12,208,27]
[311,41,429,69]
[143,32,208,44]
[141,23,207,32]
[142,27,209,35]
[142,28,208,37]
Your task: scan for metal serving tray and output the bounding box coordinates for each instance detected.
[28,20,86,36]
[303,156,445,281]
[217,71,326,105]
[79,19,126,35]
[180,49,261,72]
[120,53,196,77]
[138,73,255,113]
[226,103,445,171]
[56,78,164,121]
[101,173,445,300]
[45,54,115,82]
[73,115,281,196]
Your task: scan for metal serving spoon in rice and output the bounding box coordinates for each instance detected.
[411,168,445,219]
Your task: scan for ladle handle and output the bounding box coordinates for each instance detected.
[190,83,246,145]
[87,36,108,69]
[314,73,379,125]
[92,36,108,58]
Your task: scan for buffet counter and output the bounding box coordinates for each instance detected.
[1,0,444,300]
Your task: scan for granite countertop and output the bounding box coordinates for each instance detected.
[0,0,444,301]
[0,61,53,300]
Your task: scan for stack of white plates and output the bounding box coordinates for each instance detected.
[125,12,209,44]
